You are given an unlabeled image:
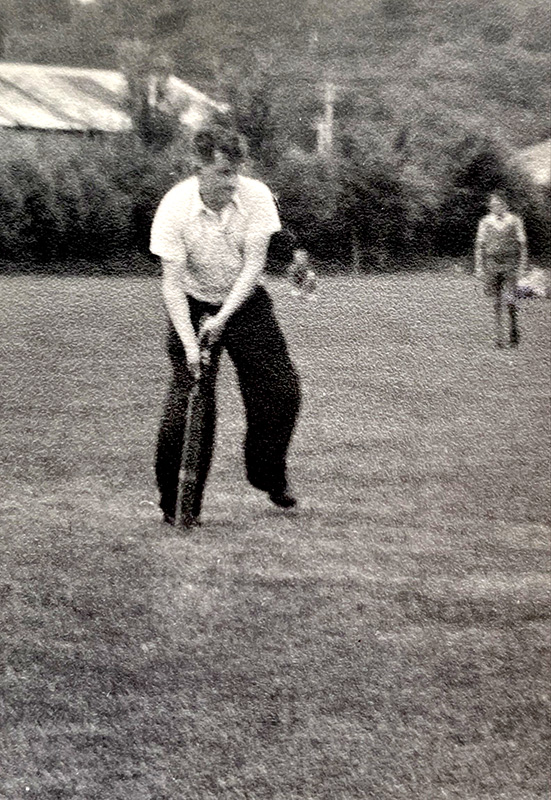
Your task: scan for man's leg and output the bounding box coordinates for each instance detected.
[223,287,301,501]
[508,303,519,347]
[492,273,506,348]
[505,273,520,347]
[155,307,221,523]
[494,295,504,347]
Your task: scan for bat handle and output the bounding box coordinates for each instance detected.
[197,314,213,368]
[200,344,211,368]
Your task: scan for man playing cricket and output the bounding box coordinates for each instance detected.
[150,125,301,526]
[474,192,528,349]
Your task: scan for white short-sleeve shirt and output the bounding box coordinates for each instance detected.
[150,174,281,304]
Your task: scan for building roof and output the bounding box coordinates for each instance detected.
[0,62,227,133]
[514,139,551,187]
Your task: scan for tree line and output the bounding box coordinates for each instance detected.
[0,0,549,270]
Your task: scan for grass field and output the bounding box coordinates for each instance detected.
[1,272,550,800]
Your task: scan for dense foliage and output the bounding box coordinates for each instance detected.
[0,0,549,269]
[0,132,192,266]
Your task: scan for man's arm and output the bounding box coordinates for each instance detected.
[201,232,271,341]
[151,185,202,376]
[201,181,280,341]
[515,216,528,275]
[474,219,486,278]
[161,258,201,378]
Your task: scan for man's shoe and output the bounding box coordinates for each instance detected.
[180,512,202,529]
[162,511,176,526]
[162,510,201,528]
[268,487,297,509]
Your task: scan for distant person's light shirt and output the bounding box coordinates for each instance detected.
[150,174,281,304]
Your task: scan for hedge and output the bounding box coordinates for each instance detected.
[0,126,548,273]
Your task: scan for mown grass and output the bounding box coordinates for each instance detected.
[0,272,550,799]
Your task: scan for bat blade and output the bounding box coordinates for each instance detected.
[178,378,208,528]
[177,329,213,529]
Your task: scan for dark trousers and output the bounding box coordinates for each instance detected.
[491,271,520,345]
[155,286,301,518]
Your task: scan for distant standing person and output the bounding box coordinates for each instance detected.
[474,192,528,348]
[150,125,301,526]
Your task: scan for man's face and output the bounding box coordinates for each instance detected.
[197,151,239,211]
[489,195,507,217]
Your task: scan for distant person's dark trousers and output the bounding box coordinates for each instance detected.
[155,286,301,519]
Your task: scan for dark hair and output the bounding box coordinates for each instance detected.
[193,125,244,165]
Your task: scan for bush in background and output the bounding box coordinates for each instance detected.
[269,149,348,268]
[0,118,548,274]
[0,131,192,269]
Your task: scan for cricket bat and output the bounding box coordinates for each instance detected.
[177,328,215,529]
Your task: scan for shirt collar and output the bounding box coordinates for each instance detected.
[190,175,243,219]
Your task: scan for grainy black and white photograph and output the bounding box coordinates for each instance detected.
[0,1,550,798]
